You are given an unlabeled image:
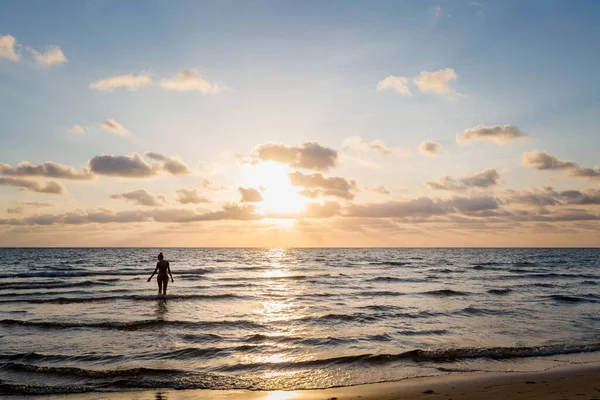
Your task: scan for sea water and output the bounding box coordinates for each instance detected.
[0,248,599,394]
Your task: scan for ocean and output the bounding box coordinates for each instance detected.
[1,248,599,395]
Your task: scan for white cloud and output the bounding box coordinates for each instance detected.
[100,119,130,136]
[239,187,264,203]
[522,151,600,181]
[343,136,410,156]
[0,161,92,180]
[67,124,85,134]
[365,185,391,196]
[88,153,157,178]
[0,177,66,194]
[160,68,223,94]
[289,171,356,200]
[457,124,525,144]
[419,140,442,156]
[414,68,460,95]
[376,76,411,95]
[253,141,338,171]
[426,168,502,191]
[111,189,165,207]
[175,189,211,204]
[27,45,67,66]
[0,34,20,62]
[90,73,152,91]
[145,152,191,176]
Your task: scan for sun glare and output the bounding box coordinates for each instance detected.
[242,162,308,214]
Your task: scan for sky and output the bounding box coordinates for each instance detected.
[1,0,600,247]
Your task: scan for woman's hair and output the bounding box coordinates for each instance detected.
[158,252,164,260]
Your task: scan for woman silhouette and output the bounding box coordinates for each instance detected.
[147,252,173,295]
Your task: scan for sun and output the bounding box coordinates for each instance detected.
[241,161,308,214]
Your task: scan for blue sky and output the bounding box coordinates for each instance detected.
[1,0,599,246]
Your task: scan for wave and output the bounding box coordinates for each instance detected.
[547,294,598,304]
[487,288,512,295]
[420,289,471,297]
[0,293,242,304]
[5,269,212,279]
[0,318,266,331]
[368,261,411,267]
[215,342,600,372]
[1,279,118,290]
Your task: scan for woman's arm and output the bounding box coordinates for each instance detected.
[167,262,174,283]
[147,265,159,282]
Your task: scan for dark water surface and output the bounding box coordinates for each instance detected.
[1,248,599,395]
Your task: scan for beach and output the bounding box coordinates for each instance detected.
[20,362,600,399]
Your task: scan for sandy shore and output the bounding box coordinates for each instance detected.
[18,362,600,400]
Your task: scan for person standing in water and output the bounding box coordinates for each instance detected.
[147,252,173,295]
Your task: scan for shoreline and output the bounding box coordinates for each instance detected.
[17,362,600,399]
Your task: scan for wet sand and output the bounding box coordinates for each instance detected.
[23,362,600,400]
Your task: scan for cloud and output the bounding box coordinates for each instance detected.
[288,171,356,200]
[88,153,157,178]
[201,179,228,191]
[7,207,24,214]
[67,124,85,134]
[160,68,223,94]
[100,119,130,136]
[266,201,341,219]
[347,195,499,219]
[111,189,165,206]
[522,151,600,181]
[376,76,411,95]
[89,73,152,91]
[507,187,600,206]
[26,45,67,66]
[239,187,264,203]
[0,161,93,180]
[343,136,410,156]
[21,201,53,207]
[0,34,20,62]
[457,124,525,144]
[253,141,338,171]
[175,189,211,204]
[470,1,483,6]
[414,68,459,95]
[0,177,66,194]
[426,168,501,191]
[365,185,391,195]
[145,152,190,175]
[0,203,263,226]
[419,140,442,156]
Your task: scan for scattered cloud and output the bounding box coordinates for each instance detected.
[0,177,66,194]
[239,187,264,203]
[0,161,93,180]
[365,185,391,195]
[90,73,152,91]
[67,124,85,134]
[160,68,223,94]
[21,201,53,207]
[432,5,442,24]
[146,153,190,175]
[343,135,410,156]
[419,140,442,156]
[7,207,24,214]
[289,171,356,200]
[376,76,411,95]
[201,179,228,191]
[253,141,338,171]
[88,153,157,178]
[506,187,600,207]
[457,124,525,144]
[426,168,501,191]
[414,68,460,96]
[175,189,211,204]
[522,151,600,181]
[347,195,500,219]
[470,1,483,6]
[26,45,67,66]
[100,119,130,136]
[110,189,165,207]
[0,34,20,62]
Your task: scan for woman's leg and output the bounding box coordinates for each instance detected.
[157,277,163,294]
[162,277,168,295]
